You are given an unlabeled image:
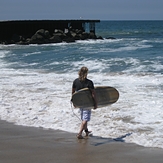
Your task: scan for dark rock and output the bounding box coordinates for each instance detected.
[89,32,97,39]
[81,32,89,40]
[63,37,75,43]
[25,38,31,44]
[77,34,83,40]
[54,29,64,34]
[45,30,50,39]
[17,41,29,45]
[53,32,66,39]
[30,34,44,44]
[36,29,45,36]
[30,29,50,44]
[49,35,62,43]
[107,37,116,40]
[97,36,103,40]
[70,31,77,38]
[75,29,83,35]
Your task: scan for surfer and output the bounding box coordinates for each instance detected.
[72,66,97,139]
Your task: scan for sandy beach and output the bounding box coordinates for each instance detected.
[0,120,163,163]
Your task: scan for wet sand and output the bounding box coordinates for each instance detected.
[0,120,163,163]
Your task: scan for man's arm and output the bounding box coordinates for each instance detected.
[72,88,75,95]
[91,89,97,109]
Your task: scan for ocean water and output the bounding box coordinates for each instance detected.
[0,20,163,148]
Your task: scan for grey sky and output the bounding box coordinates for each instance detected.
[0,0,162,20]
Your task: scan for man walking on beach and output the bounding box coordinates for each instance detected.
[72,66,97,139]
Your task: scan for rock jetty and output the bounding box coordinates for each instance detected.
[1,28,104,45]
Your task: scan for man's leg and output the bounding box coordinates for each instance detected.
[77,121,87,138]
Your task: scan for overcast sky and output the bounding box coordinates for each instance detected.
[0,0,163,20]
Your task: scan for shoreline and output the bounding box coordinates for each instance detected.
[0,119,163,163]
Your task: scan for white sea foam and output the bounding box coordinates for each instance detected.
[0,62,163,149]
[0,50,10,58]
[0,36,163,149]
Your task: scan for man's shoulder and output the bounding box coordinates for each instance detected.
[86,78,93,83]
[73,78,79,82]
[73,78,80,86]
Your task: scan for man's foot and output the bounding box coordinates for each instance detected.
[85,130,92,136]
[76,134,84,139]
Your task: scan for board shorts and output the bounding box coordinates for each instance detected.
[80,108,91,121]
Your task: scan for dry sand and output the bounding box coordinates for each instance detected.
[0,120,163,163]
